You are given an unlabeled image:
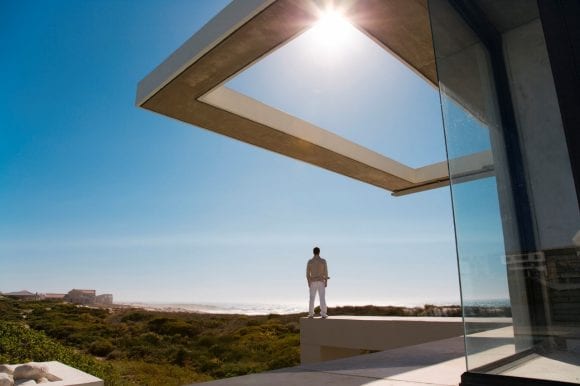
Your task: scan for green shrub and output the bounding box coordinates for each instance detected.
[110,360,211,386]
[148,318,200,337]
[140,332,162,345]
[89,339,115,357]
[121,311,153,323]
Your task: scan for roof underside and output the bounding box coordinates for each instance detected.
[137,0,491,195]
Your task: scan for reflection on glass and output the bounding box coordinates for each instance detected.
[441,93,515,371]
[430,0,580,383]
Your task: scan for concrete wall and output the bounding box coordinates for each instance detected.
[301,316,514,364]
[300,316,513,364]
[503,18,580,251]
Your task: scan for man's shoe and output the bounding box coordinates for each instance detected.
[321,315,328,319]
[308,315,314,319]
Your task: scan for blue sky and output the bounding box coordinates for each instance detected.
[0,1,508,307]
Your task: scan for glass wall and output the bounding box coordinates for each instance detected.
[429,0,580,383]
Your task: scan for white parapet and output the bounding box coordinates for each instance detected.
[300,316,512,364]
[46,362,103,386]
[0,362,103,386]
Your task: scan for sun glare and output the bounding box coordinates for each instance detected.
[310,9,353,50]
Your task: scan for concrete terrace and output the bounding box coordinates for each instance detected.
[195,319,580,385]
[300,316,465,364]
[195,320,517,386]
[196,333,469,386]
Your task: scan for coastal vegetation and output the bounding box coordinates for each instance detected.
[0,322,121,384]
[0,297,507,385]
[1,297,299,385]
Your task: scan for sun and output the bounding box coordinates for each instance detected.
[309,9,353,50]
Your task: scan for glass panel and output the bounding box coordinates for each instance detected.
[429,0,516,371]
[429,0,580,383]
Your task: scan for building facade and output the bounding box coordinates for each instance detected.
[428,1,580,384]
[95,294,113,305]
[64,289,97,305]
[44,293,66,300]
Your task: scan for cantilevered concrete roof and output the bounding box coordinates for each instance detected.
[136,0,492,195]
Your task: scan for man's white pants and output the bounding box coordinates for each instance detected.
[309,281,327,317]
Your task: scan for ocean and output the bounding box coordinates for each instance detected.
[116,299,505,315]
[118,302,306,315]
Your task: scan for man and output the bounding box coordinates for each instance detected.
[306,246,329,318]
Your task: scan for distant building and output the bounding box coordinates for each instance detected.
[95,294,113,305]
[65,289,96,305]
[4,290,39,300]
[44,293,66,300]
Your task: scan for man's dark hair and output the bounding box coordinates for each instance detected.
[313,247,320,255]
